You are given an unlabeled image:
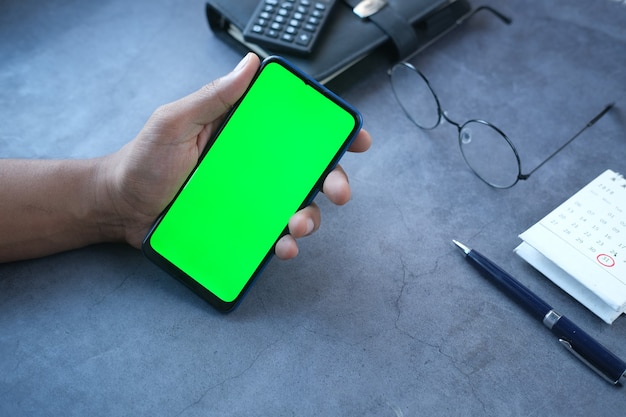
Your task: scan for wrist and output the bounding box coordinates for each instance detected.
[87,156,122,243]
[93,147,162,249]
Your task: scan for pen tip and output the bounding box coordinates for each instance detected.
[452,240,471,255]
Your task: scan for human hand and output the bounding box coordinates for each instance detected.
[100,53,371,259]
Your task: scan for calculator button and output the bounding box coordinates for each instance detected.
[296,33,312,45]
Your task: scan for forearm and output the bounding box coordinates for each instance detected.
[0,158,123,262]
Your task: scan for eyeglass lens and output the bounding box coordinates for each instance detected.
[390,63,522,188]
[459,121,521,188]
[390,63,440,130]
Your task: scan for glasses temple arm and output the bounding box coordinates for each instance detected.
[472,6,513,25]
[522,103,615,179]
[402,5,512,62]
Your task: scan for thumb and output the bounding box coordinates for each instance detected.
[166,53,261,127]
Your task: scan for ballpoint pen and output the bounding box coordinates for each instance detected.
[452,239,626,385]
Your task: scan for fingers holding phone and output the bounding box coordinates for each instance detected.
[142,56,363,311]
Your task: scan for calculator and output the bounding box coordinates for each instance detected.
[243,0,337,56]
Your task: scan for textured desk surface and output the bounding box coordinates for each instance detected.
[1,0,625,415]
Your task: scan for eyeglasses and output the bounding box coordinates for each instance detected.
[388,8,614,189]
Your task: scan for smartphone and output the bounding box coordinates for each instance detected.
[142,56,362,312]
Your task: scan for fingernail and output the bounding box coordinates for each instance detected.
[233,53,251,73]
[305,218,315,235]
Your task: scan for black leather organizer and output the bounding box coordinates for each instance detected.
[206,0,472,84]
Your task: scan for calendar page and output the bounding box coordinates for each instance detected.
[516,169,626,324]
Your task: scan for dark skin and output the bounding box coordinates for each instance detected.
[0,53,372,263]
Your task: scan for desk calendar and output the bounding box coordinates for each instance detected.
[515,169,626,324]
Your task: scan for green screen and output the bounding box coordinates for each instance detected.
[148,60,359,304]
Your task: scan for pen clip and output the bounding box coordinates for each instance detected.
[558,339,623,385]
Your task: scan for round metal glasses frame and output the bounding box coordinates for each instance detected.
[388,7,614,189]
